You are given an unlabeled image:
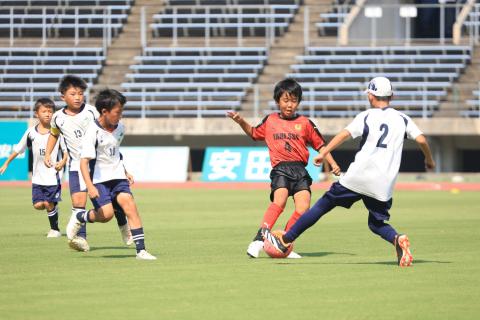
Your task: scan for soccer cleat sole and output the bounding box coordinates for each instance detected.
[396,235,413,267]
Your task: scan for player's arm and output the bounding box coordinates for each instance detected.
[0,152,19,174]
[226,111,253,138]
[415,134,435,170]
[319,146,341,176]
[120,152,134,185]
[80,158,99,199]
[313,129,351,166]
[2,129,29,174]
[44,129,60,168]
[80,126,99,198]
[54,136,68,171]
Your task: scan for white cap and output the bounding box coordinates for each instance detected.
[365,77,393,97]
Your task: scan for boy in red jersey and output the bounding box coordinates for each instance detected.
[228,78,340,258]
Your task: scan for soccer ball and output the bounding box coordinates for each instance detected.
[264,230,293,258]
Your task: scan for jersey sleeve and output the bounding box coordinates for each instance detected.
[345,111,368,139]
[306,119,325,151]
[404,116,423,140]
[251,115,269,141]
[80,126,97,159]
[50,113,61,136]
[12,129,30,154]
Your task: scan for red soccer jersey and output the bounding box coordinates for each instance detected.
[251,113,325,167]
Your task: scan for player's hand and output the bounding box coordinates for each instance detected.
[44,154,53,168]
[126,172,134,185]
[227,111,243,123]
[54,161,66,172]
[330,163,341,176]
[0,164,7,175]
[425,158,436,170]
[313,152,325,166]
[88,186,99,199]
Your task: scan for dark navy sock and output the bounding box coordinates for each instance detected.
[72,208,87,239]
[252,228,263,241]
[284,195,336,243]
[114,209,128,227]
[76,209,94,223]
[131,227,145,253]
[367,214,398,244]
[47,205,59,231]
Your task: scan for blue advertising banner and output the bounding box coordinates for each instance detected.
[201,147,322,182]
[0,121,29,181]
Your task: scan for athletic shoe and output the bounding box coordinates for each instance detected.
[68,236,90,252]
[136,250,157,260]
[395,234,413,267]
[263,229,291,254]
[286,251,302,259]
[46,229,62,238]
[247,240,264,258]
[119,224,133,246]
[66,212,84,240]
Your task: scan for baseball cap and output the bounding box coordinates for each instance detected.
[365,77,393,97]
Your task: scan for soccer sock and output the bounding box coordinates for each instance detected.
[47,204,59,231]
[260,203,284,230]
[285,210,302,232]
[367,214,398,244]
[76,209,95,223]
[114,209,128,227]
[252,228,263,241]
[283,195,336,243]
[131,227,145,253]
[72,207,87,239]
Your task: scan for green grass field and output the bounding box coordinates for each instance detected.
[0,186,479,319]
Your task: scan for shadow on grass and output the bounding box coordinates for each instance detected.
[275,258,452,266]
[89,246,131,252]
[299,251,356,258]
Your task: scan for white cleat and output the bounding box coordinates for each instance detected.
[119,224,133,246]
[286,251,302,259]
[68,236,90,252]
[46,229,62,238]
[247,240,264,258]
[66,212,84,240]
[136,249,157,260]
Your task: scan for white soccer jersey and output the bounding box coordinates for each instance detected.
[339,107,423,201]
[81,121,126,184]
[14,125,66,186]
[50,103,99,172]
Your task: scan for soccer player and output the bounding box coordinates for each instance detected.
[0,98,67,237]
[44,75,132,252]
[67,89,156,260]
[227,78,340,259]
[264,77,436,267]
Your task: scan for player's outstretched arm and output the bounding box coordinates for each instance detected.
[44,133,59,168]
[0,152,19,174]
[313,129,352,166]
[226,111,253,138]
[415,134,436,170]
[80,158,99,199]
[320,148,341,175]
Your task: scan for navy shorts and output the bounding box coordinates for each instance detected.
[69,171,86,194]
[32,183,61,204]
[325,182,392,221]
[90,179,132,210]
[270,161,312,201]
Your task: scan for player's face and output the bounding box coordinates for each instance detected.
[277,92,299,118]
[103,103,123,127]
[35,105,54,125]
[61,86,85,110]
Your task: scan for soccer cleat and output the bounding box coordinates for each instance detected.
[66,212,84,240]
[68,236,90,252]
[119,224,133,246]
[286,251,302,259]
[46,229,62,238]
[263,229,291,254]
[395,234,413,267]
[136,250,157,260]
[246,240,264,258]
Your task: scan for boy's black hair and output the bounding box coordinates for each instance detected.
[273,78,302,103]
[58,75,88,94]
[34,97,55,112]
[95,89,127,114]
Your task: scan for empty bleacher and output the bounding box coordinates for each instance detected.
[465,88,480,117]
[121,47,268,117]
[316,0,354,36]
[269,45,472,118]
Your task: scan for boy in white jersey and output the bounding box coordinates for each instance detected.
[0,98,67,237]
[264,77,436,267]
[67,89,156,260]
[44,75,132,252]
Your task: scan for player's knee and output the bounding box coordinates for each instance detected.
[368,218,383,234]
[33,202,45,210]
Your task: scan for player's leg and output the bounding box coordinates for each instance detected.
[112,198,133,246]
[68,171,88,240]
[282,190,310,259]
[115,191,156,260]
[44,184,62,238]
[284,164,313,232]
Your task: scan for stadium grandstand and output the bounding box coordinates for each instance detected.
[0,0,479,175]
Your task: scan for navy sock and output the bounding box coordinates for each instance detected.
[114,209,128,227]
[131,227,145,253]
[284,195,336,243]
[367,214,398,244]
[72,207,87,239]
[47,205,59,231]
[76,209,94,223]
